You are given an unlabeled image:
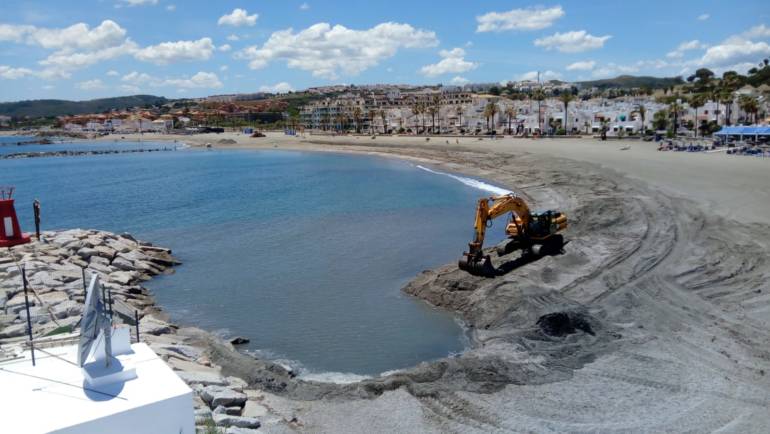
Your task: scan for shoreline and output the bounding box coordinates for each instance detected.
[3,131,770,431]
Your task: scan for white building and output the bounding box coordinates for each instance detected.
[0,338,194,433]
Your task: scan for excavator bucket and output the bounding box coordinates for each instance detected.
[458,255,496,277]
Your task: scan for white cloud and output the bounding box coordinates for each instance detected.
[0,20,135,79]
[743,24,770,39]
[122,70,223,89]
[698,38,770,68]
[450,76,469,85]
[220,65,229,71]
[119,0,158,6]
[42,84,55,90]
[76,79,105,90]
[218,8,258,27]
[566,60,595,71]
[166,4,176,11]
[39,40,138,78]
[226,34,240,41]
[518,70,561,81]
[591,63,639,78]
[697,13,710,21]
[218,44,232,52]
[119,84,140,93]
[666,39,708,58]
[107,70,120,76]
[259,82,294,93]
[0,20,128,52]
[534,30,611,53]
[237,22,438,79]
[121,71,155,86]
[420,47,477,77]
[165,72,223,89]
[476,6,564,32]
[0,65,36,79]
[300,2,310,11]
[134,37,214,65]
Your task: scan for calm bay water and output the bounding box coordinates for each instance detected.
[2,141,506,376]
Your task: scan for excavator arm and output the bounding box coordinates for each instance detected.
[459,193,567,277]
[468,194,531,256]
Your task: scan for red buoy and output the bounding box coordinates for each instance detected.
[0,187,31,248]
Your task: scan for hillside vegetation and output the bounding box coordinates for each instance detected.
[578,75,684,90]
[0,95,168,118]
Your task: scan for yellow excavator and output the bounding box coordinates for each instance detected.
[458,194,567,277]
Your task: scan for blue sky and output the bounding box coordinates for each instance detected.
[1,0,769,101]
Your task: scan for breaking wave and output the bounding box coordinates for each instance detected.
[416,165,512,196]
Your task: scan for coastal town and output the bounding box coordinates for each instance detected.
[10,64,765,142]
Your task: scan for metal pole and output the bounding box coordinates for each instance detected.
[134,310,140,343]
[107,287,114,318]
[22,267,36,367]
[33,199,41,241]
[81,267,87,296]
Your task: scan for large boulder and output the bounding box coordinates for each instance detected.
[212,414,260,429]
[111,256,135,272]
[177,370,227,387]
[0,323,28,339]
[200,386,247,408]
[77,247,99,260]
[51,300,83,319]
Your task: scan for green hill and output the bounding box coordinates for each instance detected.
[578,75,683,90]
[0,95,168,118]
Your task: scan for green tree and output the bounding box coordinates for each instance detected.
[484,101,499,133]
[504,106,516,134]
[652,110,668,131]
[688,94,706,137]
[559,92,574,134]
[738,95,759,124]
[532,89,546,132]
[352,106,362,133]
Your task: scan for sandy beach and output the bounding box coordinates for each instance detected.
[79,131,767,433]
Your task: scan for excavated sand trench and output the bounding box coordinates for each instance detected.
[204,144,770,433]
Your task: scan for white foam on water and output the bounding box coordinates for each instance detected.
[416,165,512,196]
[300,371,372,384]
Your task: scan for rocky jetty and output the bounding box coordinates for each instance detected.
[0,230,291,433]
[0,147,176,160]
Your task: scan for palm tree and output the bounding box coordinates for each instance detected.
[559,92,574,134]
[483,101,499,133]
[636,104,647,136]
[427,104,439,134]
[368,109,377,134]
[738,95,759,124]
[379,110,387,134]
[352,107,362,133]
[688,94,706,137]
[431,94,442,134]
[668,100,683,137]
[532,89,546,132]
[410,102,423,134]
[504,106,516,134]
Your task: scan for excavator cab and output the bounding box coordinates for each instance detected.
[458,194,567,277]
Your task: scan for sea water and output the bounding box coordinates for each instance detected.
[2,142,508,377]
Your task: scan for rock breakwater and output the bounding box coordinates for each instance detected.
[0,230,291,433]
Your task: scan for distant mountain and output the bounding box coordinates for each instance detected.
[578,75,684,90]
[0,95,168,118]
